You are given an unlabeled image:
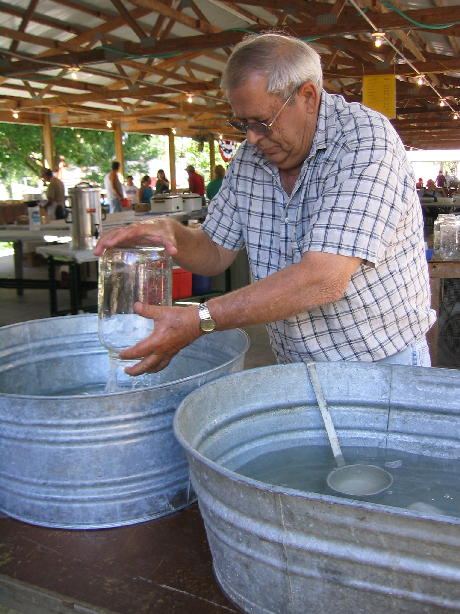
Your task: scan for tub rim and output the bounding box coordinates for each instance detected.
[0,313,250,400]
[173,362,460,525]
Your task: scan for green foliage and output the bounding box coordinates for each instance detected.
[0,121,224,194]
[0,123,43,187]
[124,133,165,177]
[175,137,212,183]
[53,127,114,175]
[442,161,458,179]
[52,128,165,184]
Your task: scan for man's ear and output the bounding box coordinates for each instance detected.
[298,81,321,114]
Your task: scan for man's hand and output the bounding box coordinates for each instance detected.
[119,303,200,375]
[94,218,181,257]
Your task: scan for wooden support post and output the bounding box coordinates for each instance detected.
[113,122,125,177]
[209,136,216,181]
[42,114,54,170]
[168,131,176,192]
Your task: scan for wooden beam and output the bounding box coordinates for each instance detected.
[42,113,54,170]
[129,0,219,34]
[110,0,148,40]
[168,130,176,192]
[113,121,125,177]
[209,136,215,180]
[2,5,458,78]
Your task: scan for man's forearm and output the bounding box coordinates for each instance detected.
[173,226,236,276]
[204,252,361,330]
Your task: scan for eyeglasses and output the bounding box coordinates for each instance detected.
[227,89,296,137]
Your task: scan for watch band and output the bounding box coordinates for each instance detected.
[198,302,216,333]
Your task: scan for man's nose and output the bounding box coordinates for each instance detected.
[245,127,265,145]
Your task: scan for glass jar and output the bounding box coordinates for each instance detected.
[433,214,450,255]
[98,246,172,357]
[439,218,460,261]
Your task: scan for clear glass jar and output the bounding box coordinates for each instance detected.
[439,218,460,261]
[98,246,172,357]
[433,214,450,254]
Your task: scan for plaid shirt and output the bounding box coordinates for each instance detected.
[202,91,435,362]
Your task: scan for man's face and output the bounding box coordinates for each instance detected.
[228,75,320,172]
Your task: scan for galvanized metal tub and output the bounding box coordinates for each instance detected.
[0,314,249,529]
[174,362,460,614]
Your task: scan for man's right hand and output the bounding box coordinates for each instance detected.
[94,217,181,257]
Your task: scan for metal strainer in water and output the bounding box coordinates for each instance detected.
[306,362,393,498]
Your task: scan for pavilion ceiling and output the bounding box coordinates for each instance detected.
[0,0,459,149]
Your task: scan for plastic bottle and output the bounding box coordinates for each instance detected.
[27,201,41,229]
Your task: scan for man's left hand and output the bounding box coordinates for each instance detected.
[119,303,200,375]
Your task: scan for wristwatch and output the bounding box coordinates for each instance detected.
[198,303,216,333]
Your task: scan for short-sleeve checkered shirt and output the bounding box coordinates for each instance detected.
[202,91,436,363]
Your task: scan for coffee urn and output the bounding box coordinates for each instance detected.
[67,183,103,249]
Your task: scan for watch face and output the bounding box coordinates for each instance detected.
[200,318,216,332]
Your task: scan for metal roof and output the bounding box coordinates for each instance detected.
[0,0,459,148]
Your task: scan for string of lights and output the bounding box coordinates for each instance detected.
[2,8,458,126]
[347,0,458,119]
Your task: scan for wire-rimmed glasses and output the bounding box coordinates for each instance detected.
[227,89,296,136]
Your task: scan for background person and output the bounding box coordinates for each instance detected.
[436,169,447,196]
[104,161,123,213]
[206,165,226,201]
[96,33,435,377]
[138,175,154,204]
[124,175,138,205]
[42,168,65,219]
[186,164,205,205]
[154,169,170,194]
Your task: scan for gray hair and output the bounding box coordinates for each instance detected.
[221,33,323,98]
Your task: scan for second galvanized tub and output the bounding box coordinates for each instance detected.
[0,314,249,529]
[174,362,460,614]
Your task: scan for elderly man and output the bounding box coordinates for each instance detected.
[95,33,434,376]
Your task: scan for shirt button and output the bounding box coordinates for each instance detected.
[284,217,289,223]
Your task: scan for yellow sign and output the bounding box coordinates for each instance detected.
[362,74,396,119]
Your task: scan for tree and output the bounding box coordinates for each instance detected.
[0,123,43,190]
[53,128,165,185]
[175,137,212,183]
[124,133,165,178]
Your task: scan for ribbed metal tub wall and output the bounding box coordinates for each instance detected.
[174,362,460,614]
[0,314,249,529]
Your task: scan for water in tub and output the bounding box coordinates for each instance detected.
[101,313,157,393]
[228,444,459,518]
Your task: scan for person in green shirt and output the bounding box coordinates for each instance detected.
[206,165,226,201]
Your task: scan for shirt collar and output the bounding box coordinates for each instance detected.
[305,90,338,160]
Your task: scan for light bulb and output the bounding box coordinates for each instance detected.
[371,32,385,48]
[439,99,446,107]
[416,75,424,86]
[454,113,459,120]
[12,111,19,119]
[187,94,193,103]
[106,120,112,128]
[70,66,79,80]
[172,127,177,134]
